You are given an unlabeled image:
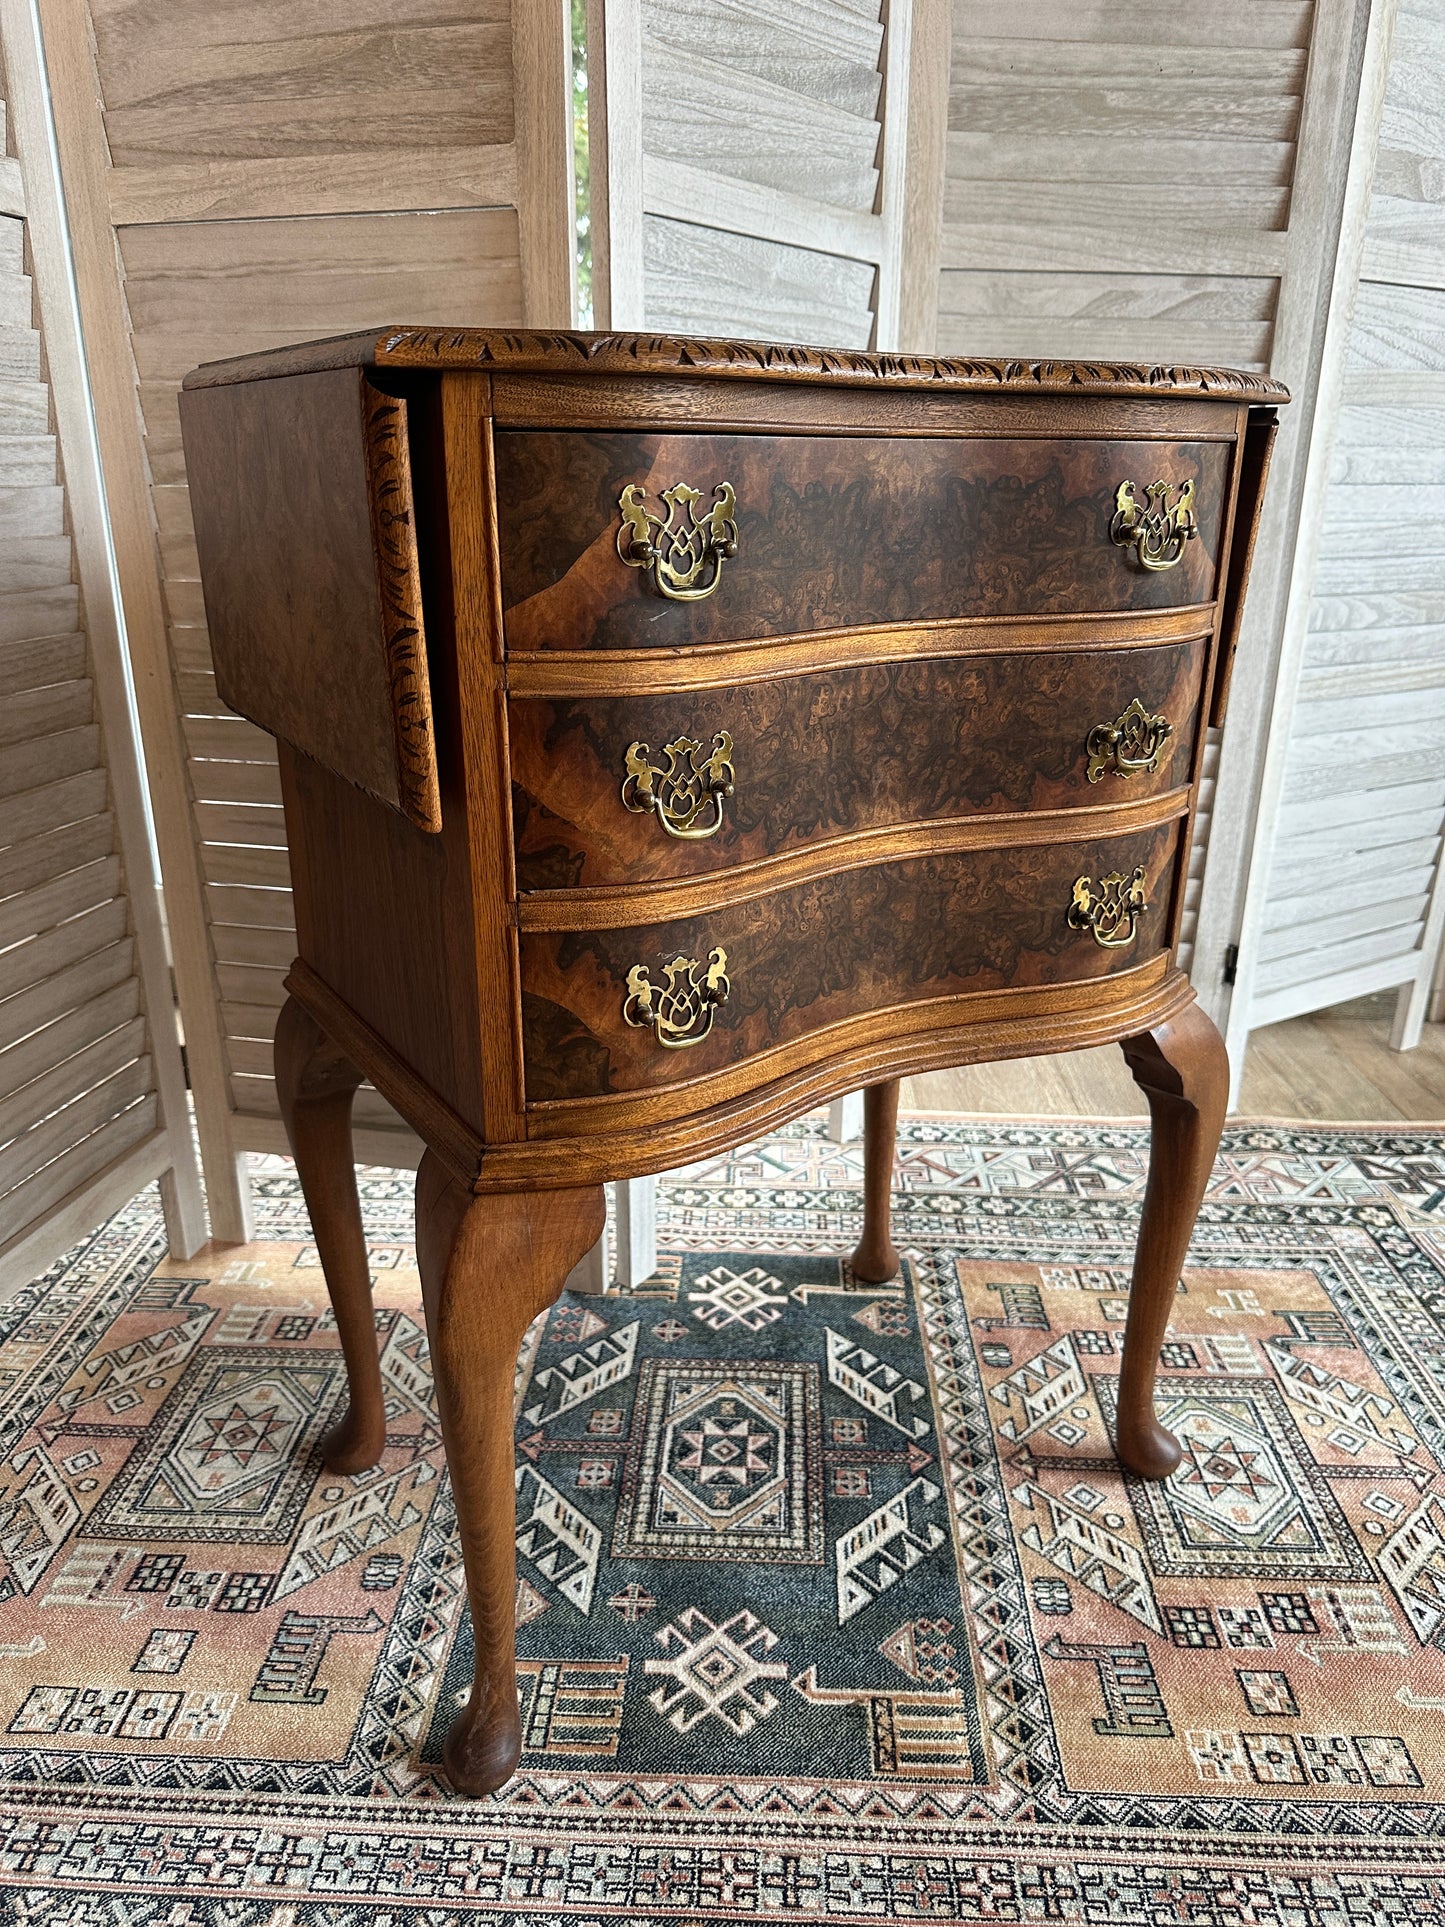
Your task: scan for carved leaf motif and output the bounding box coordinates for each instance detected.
[363,330,1288,404]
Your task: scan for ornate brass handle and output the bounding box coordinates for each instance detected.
[617,481,738,602]
[622,945,730,1049]
[1086,699,1173,783]
[621,732,735,840]
[1068,868,1148,949]
[1110,478,1197,571]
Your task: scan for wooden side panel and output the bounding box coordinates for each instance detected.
[1173,729,1220,979]
[279,747,485,1135]
[181,368,440,830]
[1210,407,1280,726]
[41,0,572,1154]
[496,432,1230,649]
[512,639,1206,888]
[520,818,1181,1101]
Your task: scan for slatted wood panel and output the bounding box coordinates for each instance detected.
[938,3,1308,367]
[936,0,1369,999]
[0,50,202,1285]
[1242,0,1445,1038]
[40,0,574,1215]
[592,0,941,350]
[1177,733,1222,971]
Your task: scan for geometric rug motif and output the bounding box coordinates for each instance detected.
[83,1347,347,1544]
[1096,1374,1377,1581]
[611,1354,824,1561]
[438,1253,972,1784]
[2,1117,1445,1924]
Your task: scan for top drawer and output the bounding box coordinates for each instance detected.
[494,432,1231,653]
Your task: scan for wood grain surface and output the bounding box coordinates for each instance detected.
[494,432,1229,651]
[88,0,513,169]
[359,381,441,830]
[1116,998,1230,1478]
[280,748,488,1144]
[1210,405,1278,726]
[180,366,419,820]
[490,380,1244,443]
[511,638,1205,888]
[519,820,1179,1101]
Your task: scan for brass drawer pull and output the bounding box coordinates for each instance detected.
[623,946,730,1049]
[622,731,735,840]
[1086,699,1173,783]
[617,481,738,602]
[1110,478,1196,571]
[1069,867,1148,948]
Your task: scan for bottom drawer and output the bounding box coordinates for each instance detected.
[520,820,1180,1103]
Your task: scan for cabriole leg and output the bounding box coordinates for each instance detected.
[1117,999,1229,1479]
[275,995,383,1475]
[415,1156,605,1797]
[850,1078,902,1283]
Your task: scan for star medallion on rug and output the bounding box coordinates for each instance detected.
[1,1115,1444,1923]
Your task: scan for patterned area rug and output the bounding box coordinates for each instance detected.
[3,1114,1445,1922]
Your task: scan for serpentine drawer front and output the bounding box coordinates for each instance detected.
[518,819,1182,1103]
[495,433,1229,652]
[510,635,1204,890]
[178,329,1284,1800]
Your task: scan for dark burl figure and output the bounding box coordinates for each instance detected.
[520,820,1181,1100]
[495,433,1228,651]
[511,641,1205,888]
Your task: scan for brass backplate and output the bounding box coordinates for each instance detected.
[1086,698,1173,783]
[622,946,731,1049]
[621,731,735,839]
[617,481,739,601]
[1068,867,1149,948]
[1110,478,1197,571]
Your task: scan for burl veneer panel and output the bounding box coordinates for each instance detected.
[520,820,1179,1101]
[511,639,1204,889]
[494,433,1228,651]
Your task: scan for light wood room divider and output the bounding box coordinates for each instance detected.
[0,2,203,1292]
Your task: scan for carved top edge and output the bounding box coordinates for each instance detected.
[182,327,1291,405]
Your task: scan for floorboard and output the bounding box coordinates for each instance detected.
[905,993,1445,1121]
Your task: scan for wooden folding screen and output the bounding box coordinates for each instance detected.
[36,0,574,1238]
[589,0,1377,1040]
[0,5,203,1290]
[1228,0,1445,1063]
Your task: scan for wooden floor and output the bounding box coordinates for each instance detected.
[905,994,1445,1123]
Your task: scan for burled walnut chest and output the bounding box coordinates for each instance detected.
[180,330,1283,1795]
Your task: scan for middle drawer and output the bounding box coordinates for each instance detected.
[511,639,1204,891]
